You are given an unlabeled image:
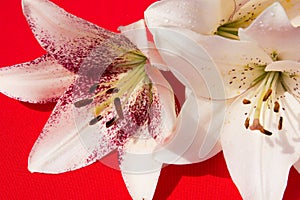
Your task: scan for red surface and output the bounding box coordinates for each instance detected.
[0,0,299,199]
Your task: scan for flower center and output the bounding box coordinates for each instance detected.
[243,71,282,136]
[242,51,286,136]
[74,50,151,128]
[215,3,264,40]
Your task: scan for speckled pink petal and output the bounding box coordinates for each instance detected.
[0,54,75,103]
[145,65,176,141]
[22,0,118,72]
[28,84,115,173]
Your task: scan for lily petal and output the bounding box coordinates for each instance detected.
[265,60,300,102]
[147,27,225,100]
[118,65,175,200]
[221,90,300,200]
[118,19,148,50]
[154,93,223,164]
[0,54,75,103]
[28,84,115,173]
[145,65,176,141]
[239,2,300,61]
[22,0,118,72]
[196,34,272,99]
[144,0,235,35]
[231,0,278,26]
[120,138,162,200]
[119,20,169,71]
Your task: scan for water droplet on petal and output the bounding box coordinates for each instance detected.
[164,19,169,23]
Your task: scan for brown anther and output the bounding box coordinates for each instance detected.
[89,83,99,93]
[244,117,250,129]
[274,101,280,113]
[114,97,124,119]
[106,117,117,128]
[263,89,272,101]
[278,116,283,130]
[243,99,251,104]
[89,115,103,126]
[106,87,119,94]
[259,128,273,136]
[74,98,93,108]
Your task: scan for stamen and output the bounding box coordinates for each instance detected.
[243,99,251,104]
[278,116,283,130]
[263,89,272,101]
[89,115,103,126]
[106,117,117,128]
[244,117,250,129]
[74,98,93,108]
[260,128,273,136]
[106,87,119,94]
[249,119,272,136]
[114,97,124,119]
[89,84,99,93]
[274,101,280,113]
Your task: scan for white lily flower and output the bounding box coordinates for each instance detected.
[147,1,300,199]
[145,0,300,39]
[143,0,300,167]
[0,0,178,199]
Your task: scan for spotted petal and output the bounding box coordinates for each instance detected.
[22,0,117,72]
[144,0,235,35]
[221,90,300,200]
[239,2,300,61]
[0,54,75,103]
[28,84,115,173]
[189,32,273,99]
[119,65,176,199]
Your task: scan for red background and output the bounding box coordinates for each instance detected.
[0,0,299,199]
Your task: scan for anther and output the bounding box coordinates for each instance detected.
[89,83,99,93]
[74,98,93,108]
[243,99,251,104]
[274,101,280,113]
[278,116,283,130]
[114,97,124,119]
[106,117,117,128]
[89,115,103,126]
[260,128,272,136]
[106,87,119,94]
[263,89,272,101]
[244,117,250,129]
